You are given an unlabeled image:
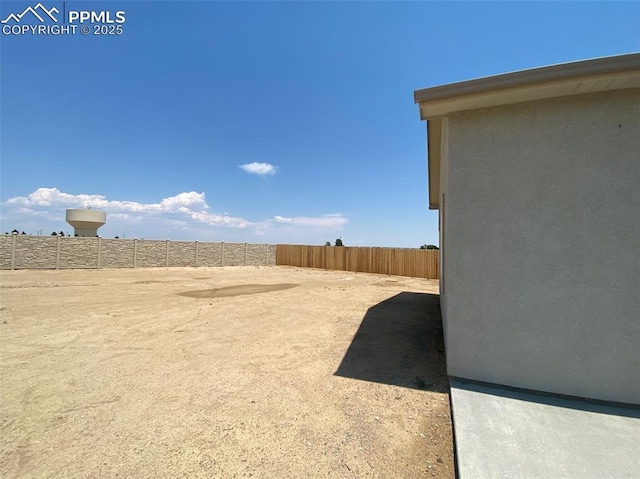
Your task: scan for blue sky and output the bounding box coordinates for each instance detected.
[1,1,638,246]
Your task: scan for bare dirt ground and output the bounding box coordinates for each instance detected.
[0,266,454,478]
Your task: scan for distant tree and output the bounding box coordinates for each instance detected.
[324,241,331,246]
[335,238,343,247]
[419,244,439,250]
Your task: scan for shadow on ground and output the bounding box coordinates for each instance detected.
[335,292,448,392]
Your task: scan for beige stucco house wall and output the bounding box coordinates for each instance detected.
[415,53,640,405]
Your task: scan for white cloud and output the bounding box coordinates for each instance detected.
[252,214,348,245]
[107,213,143,224]
[160,191,208,211]
[272,214,348,228]
[189,211,249,228]
[239,162,277,175]
[6,188,212,215]
[2,187,348,242]
[4,188,249,228]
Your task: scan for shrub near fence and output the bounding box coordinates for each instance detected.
[0,235,277,270]
[276,244,439,279]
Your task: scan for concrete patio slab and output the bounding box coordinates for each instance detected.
[450,379,640,479]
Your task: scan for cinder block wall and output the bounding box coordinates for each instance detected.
[60,237,99,269]
[101,239,135,268]
[13,236,58,269]
[196,242,223,267]
[0,235,276,270]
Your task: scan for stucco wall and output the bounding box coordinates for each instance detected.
[442,88,640,404]
[0,236,276,270]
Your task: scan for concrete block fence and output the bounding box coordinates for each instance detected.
[0,235,276,270]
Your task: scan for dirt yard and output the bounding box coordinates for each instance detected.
[0,266,454,478]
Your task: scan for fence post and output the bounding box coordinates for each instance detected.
[221,241,224,267]
[345,247,349,272]
[245,242,248,266]
[265,243,268,266]
[325,245,328,271]
[56,235,61,270]
[194,241,198,268]
[97,237,102,270]
[10,234,16,270]
[133,238,138,268]
[166,240,169,267]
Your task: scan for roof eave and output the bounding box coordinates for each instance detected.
[415,53,640,212]
[414,52,640,106]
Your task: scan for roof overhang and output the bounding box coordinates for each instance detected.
[415,53,640,210]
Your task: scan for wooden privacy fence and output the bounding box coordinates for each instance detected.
[276,244,439,279]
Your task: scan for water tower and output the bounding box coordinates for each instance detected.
[66,209,106,237]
